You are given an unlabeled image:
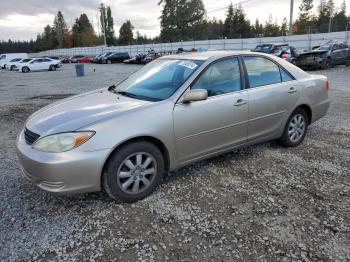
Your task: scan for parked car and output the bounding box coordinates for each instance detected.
[16,51,330,202]
[92,52,114,63]
[124,53,147,64]
[5,58,23,70]
[69,55,85,63]
[252,43,298,63]
[102,52,130,64]
[76,57,91,63]
[144,51,162,64]
[0,53,28,69]
[60,56,70,63]
[295,41,350,69]
[46,56,60,61]
[18,58,62,73]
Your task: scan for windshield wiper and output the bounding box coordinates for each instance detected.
[107,85,160,102]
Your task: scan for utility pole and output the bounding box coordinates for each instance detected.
[289,0,294,35]
[328,5,333,33]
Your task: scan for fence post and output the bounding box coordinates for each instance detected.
[223,37,226,50]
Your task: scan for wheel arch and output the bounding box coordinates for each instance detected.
[101,136,171,179]
[296,104,312,124]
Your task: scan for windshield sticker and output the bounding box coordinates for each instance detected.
[178,61,198,70]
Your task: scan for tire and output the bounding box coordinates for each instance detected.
[49,65,56,71]
[279,108,308,147]
[103,140,165,202]
[346,59,350,67]
[10,65,15,71]
[22,67,29,73]
[321,59,331,70]
[107,60,112,64]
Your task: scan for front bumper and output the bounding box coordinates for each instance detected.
[16,130,111,195]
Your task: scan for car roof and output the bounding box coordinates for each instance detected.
[161,50,271,61]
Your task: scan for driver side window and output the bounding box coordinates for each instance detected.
[192,58,241,97]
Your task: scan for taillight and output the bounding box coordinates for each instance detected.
[281,54,287,59]
[326,80,330,93]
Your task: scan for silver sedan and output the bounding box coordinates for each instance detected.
[16,51,330,202]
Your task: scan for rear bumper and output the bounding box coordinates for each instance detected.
[16,130,110,195]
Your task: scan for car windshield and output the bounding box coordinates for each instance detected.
[114,59,203,101]
[253,45,272,53]
[317,44,332,51]
[21,59,31,63]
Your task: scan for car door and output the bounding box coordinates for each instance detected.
[29,59,42,70]
[331,44,343,64]
[243,55,300,142]
[173,57,248,163]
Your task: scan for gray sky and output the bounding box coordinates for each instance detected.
[0,0,349,41]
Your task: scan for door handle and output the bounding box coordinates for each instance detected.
[288,87,297,94]
[234,99,247,106]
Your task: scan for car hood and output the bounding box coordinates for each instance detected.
[25,89,152,136]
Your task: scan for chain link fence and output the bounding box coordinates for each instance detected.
[31,31,350,57]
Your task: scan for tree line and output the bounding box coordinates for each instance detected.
[0,0,349,53]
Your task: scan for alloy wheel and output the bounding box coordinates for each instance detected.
[117,152,157,194]
[288,114,306,143]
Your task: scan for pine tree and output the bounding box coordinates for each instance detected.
[53,11,67,48]
[280,17,288,36]
[295,0,315,34]
[71,14,99,47]
[158,0,206,41]
[119,20,134,45]
[264,15,280,36]
[99,4,116,46]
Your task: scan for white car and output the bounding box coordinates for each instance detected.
[18,58,62,73]
[6,58,26,71]
[0,53,28,69]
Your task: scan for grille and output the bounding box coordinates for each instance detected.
[24,128,40,145]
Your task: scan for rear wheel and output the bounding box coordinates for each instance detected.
[103,141,164,202]
[22,66,30,73]
[10,65,15,71]
[279,108,308,147]
[107,60,112,64]
[321,59,331,70]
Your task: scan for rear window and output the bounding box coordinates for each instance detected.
[253,45,272,53]
[243,56,294,87]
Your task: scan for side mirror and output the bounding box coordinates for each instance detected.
[183,89,208,103]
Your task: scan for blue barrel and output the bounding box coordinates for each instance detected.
[75,64,84,77]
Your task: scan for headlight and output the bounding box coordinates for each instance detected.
[32,131,95,153]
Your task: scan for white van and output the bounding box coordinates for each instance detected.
[0,53,28,69]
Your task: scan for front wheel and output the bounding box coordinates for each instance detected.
[279,108,308,147]
[103,141,164,202]
[22,67,30,73]
[49,65,56,71]
[346,59,350,67]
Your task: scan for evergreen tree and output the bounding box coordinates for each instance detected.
[224,4,251,38]
[119,20,134,45]
[295,0,315,34]
[53,11,67,48]
[280,17,288,35]
[332,0,348,31]
[263,15,280,36]
[158,0,206,41]
[71,14,99,47]
[99,4,116,46]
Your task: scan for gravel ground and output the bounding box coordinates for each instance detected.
[0,63,349,261]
